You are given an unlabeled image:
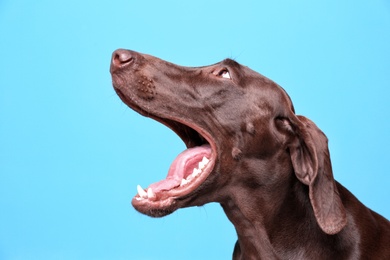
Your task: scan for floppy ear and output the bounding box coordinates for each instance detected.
[287,115,347,235]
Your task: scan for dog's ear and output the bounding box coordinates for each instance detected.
[280,115,347,235]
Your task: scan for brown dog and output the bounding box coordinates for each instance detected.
[110,49,390,259]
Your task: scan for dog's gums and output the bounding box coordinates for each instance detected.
[135,145,212,200]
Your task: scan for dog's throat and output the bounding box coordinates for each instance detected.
[148,144,212,193]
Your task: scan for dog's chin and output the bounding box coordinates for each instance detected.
[131,197,176,217]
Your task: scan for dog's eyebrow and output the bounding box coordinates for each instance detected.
[222,58,240,67]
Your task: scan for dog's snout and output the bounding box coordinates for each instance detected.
[111,49,135,71]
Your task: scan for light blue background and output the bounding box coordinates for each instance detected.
[1,1,389,259]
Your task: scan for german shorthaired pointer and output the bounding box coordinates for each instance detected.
[110,49,390,259]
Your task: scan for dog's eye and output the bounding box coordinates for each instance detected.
[218,69,231,79]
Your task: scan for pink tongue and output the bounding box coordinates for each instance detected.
[149,145,211,192]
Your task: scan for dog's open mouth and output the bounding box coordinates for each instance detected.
[136,144,212,198]
[114,90,216,215]
[133,118,216,215]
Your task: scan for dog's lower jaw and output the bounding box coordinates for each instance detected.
[131,196,176,217]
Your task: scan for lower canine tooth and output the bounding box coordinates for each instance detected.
[147,188,156,199]
[137,185,148,198]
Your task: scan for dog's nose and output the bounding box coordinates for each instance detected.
[110,49,135,72]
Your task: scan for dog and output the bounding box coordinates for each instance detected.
[110,49,390,259]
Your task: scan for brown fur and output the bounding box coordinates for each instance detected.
[110,49,390,259]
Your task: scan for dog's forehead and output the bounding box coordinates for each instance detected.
[206,58,296,113]
[142,53,296,113]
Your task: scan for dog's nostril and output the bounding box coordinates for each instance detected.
[112,49,134,67]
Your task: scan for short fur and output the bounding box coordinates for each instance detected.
[110,49,390,259]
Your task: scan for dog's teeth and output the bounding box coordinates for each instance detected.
[137,185,148,198]
[181,158,211,186]
[193,168,202,177]
[197,156,210,171]
[181,179,189,186]
[198,161,205,170]
[147,188,156,199]
[202,156,209,165]
[187,173,194,181]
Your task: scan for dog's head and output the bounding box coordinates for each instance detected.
[110,49,346,234]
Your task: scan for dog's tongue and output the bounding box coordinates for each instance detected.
[149,145,211,192]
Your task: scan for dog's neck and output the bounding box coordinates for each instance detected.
[221,198,280,259]
[221,175,316,259]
